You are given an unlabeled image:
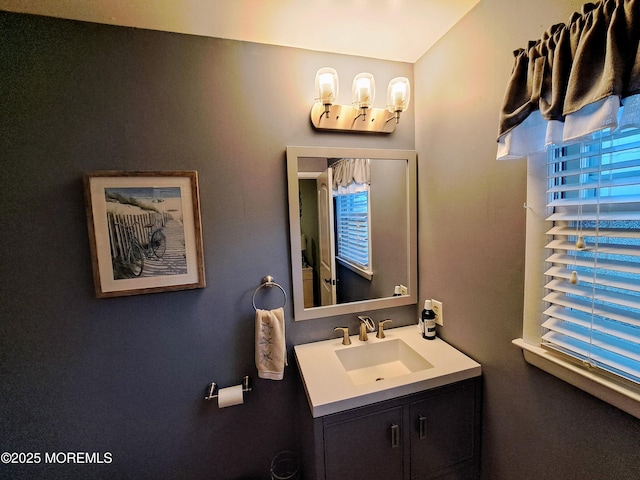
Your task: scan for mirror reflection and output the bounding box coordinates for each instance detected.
[287,146,417,321]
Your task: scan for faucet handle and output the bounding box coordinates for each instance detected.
[357,316,375,342]
[357,315,376,332]
[377,319,393,338]
[334,327,351,345]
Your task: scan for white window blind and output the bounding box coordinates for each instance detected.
[543,129,640,385]
[335,190,372,277]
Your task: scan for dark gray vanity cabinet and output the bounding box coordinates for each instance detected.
[324,404,404,479]
[300,377,481,480]
[408,378,480,479]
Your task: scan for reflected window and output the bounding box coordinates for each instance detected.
[335,190,372,279]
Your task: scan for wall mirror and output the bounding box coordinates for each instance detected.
[287,146,417,320]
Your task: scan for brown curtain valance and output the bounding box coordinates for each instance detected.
[498,0,640,141]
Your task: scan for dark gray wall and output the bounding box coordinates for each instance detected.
[414,0,640,479]
[0,12,415,480]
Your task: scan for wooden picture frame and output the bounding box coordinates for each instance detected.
[84,171,206,298]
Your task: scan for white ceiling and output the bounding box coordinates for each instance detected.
[0,0,480,63]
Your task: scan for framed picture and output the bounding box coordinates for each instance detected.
[84,171,206,298]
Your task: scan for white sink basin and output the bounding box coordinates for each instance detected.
[335,338,433,385]
[295,325,481,417]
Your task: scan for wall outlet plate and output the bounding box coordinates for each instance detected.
[399,284,408,295]
[431,299,443,326]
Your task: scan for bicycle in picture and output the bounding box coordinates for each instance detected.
[111,219,167,278]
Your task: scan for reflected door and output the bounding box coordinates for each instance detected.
[317,168,336,306]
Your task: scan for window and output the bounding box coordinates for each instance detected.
[335,190,373,279]
[519,128,640,417]
[544,130,640,383]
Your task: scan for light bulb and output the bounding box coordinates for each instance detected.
[352,73,375,110]
[315,67,338,108]
[386,77,411,113]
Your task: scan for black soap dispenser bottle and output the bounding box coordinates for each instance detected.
[422,300,436,340]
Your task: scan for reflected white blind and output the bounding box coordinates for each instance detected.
[543,129,640,384]
[335,191,371,271]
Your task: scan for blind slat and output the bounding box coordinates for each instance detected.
[548,177,640,195]
[548,157,640,179]
[547,211,640,221]
[546,253,640,275]
[547,226,640,240]
[544,239,640,258]
[545,266,640,294]
[548,195,640,208]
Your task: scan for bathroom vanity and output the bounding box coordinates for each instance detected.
[314,377,480,480]
[289,148,481,478]
[295,325,482,480]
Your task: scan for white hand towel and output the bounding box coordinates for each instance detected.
[255,307,287,380]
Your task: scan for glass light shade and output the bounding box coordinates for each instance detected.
[387,77,411,113]
[315,67,338,106]
[352,73,375,109]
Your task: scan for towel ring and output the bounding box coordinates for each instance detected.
[252,276,287,311]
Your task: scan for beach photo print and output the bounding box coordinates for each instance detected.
[84,171,205,298]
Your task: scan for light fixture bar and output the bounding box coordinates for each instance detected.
[311,69,410,134]
[310,104,397,134]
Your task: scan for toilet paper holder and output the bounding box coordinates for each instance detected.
[204,376,252,402]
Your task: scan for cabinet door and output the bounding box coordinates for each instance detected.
[324,406,403,480]
[409,385,476,479]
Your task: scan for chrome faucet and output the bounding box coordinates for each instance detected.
[358,316,376,341]
[377,319,393,338]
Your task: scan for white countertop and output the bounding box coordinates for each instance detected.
[294,325,482,417]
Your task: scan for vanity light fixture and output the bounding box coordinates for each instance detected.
[311,68,411,134]
[315,67,339,119]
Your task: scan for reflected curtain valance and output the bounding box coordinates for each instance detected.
[497,0,640,159]
[332,158,370,194]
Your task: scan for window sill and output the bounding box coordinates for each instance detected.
[336,257,373,280]
[512,338,640,419]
